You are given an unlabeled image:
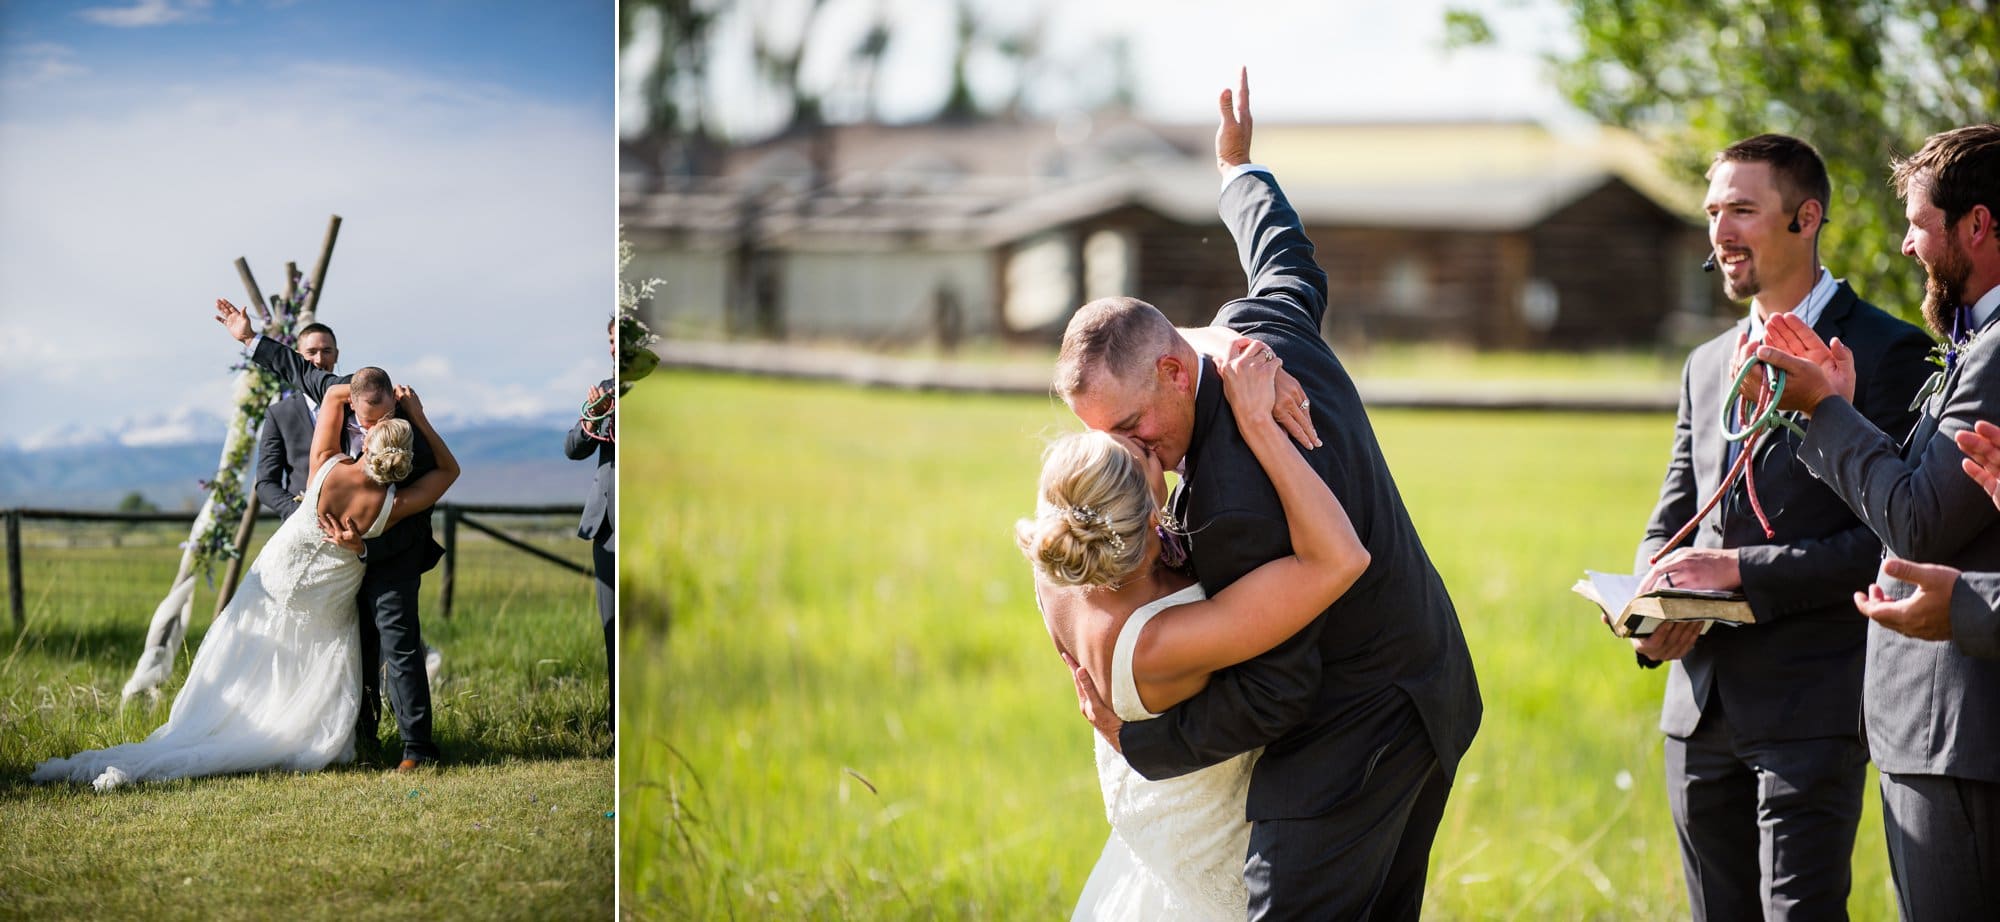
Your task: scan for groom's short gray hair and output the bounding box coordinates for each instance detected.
[1054,297,1177,401]
[350,366,394,403]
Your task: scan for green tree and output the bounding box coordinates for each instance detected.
[1453,0,2000,327]
[116,491,158,514]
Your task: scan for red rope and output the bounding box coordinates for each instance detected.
[1649,390,1779,565]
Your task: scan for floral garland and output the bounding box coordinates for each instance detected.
[181,282,310,580]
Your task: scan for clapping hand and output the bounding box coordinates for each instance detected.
[584,384,612,416]
[1751,312,1855,415]
[1956,420,2000,511]
[318,512,365,555]
[1854,558,1959,641]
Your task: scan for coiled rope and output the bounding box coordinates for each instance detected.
[1649,357,1807,563]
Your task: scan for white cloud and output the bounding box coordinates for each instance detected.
[1,43,89,91]
[77,0,211,28]
[0,58,611,443]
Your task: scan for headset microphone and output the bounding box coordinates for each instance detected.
[1703,252,1719,272]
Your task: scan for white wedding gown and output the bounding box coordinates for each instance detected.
[34,456,386,790]
[1073,583,1259,921]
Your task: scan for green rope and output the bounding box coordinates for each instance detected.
[1722,358,1807,441]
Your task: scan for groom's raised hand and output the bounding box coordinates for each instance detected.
[214,298,255,345]
[1215,67,1252,174]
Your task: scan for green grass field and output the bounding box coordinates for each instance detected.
[1,519,613,920]
[619,370,1897,920]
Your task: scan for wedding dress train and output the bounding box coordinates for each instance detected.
[33,456,388,790]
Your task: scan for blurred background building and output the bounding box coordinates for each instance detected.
[622,114,1717,351]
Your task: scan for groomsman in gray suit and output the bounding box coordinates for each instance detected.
[1853,419,2000,657]
[254,323,340,520]
[1755,124,2000,920]
[1631,134,1933,920]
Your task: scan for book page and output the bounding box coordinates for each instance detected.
[1584,570,1643,615]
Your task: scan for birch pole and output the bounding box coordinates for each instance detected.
[212,258,278,612]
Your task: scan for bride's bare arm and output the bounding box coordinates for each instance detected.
[386,386,461,526]
[1134,338,1367,699]
[308,383,352,475]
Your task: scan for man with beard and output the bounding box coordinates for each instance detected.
[1630,134,1932,920]
[1753,123,2000,919]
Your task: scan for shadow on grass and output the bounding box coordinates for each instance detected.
[1,619,208,675]
[2,721,613,797]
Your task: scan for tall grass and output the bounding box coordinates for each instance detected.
[619,370,1895,920]
[1,518,612,920]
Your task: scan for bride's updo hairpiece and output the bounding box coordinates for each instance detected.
[363,419,415,485]
[1015,431,1153,587]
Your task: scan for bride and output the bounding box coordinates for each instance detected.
[1018,337,1369,920]
[34,380,459,790]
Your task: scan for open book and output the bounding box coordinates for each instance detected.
[1573,570,1756,639]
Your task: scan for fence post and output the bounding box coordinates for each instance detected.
[6,510,21,630]
[440,505,458,619]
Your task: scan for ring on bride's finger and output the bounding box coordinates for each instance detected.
[1299,399,1309,411]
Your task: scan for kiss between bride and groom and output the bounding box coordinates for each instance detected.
[1018,71,1483,920]
[32,300,459,790]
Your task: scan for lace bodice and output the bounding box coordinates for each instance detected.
[1085,583,1257,921]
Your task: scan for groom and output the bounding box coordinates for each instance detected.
[1059,70,1481,919]
[215,299,446,772]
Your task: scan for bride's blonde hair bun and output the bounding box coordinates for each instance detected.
[1015,431,1152,587]
[363,419,415,484]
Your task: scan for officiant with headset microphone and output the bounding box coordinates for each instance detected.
[1623,133,1932,920]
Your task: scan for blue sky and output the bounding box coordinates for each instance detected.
[0,0,613,447]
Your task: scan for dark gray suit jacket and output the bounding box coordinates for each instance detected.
[1800,310,2000,781]
[250,336,445,582]
[564,377,614,545]
[1952,572,2000,660]
[1637,286,1933,741]
[255,393,316,520]
[1117,170,1483,822]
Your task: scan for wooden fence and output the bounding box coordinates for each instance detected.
[3,503,588,629]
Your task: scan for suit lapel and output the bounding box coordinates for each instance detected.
[1911,310,2000,448]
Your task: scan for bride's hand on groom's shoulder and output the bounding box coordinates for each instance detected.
[395,384,424,416]
[1219,338,1282,424]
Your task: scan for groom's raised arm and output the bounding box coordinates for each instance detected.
[1213,170,1329,338]
[250,335,341,402]
[215,298,342,401]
